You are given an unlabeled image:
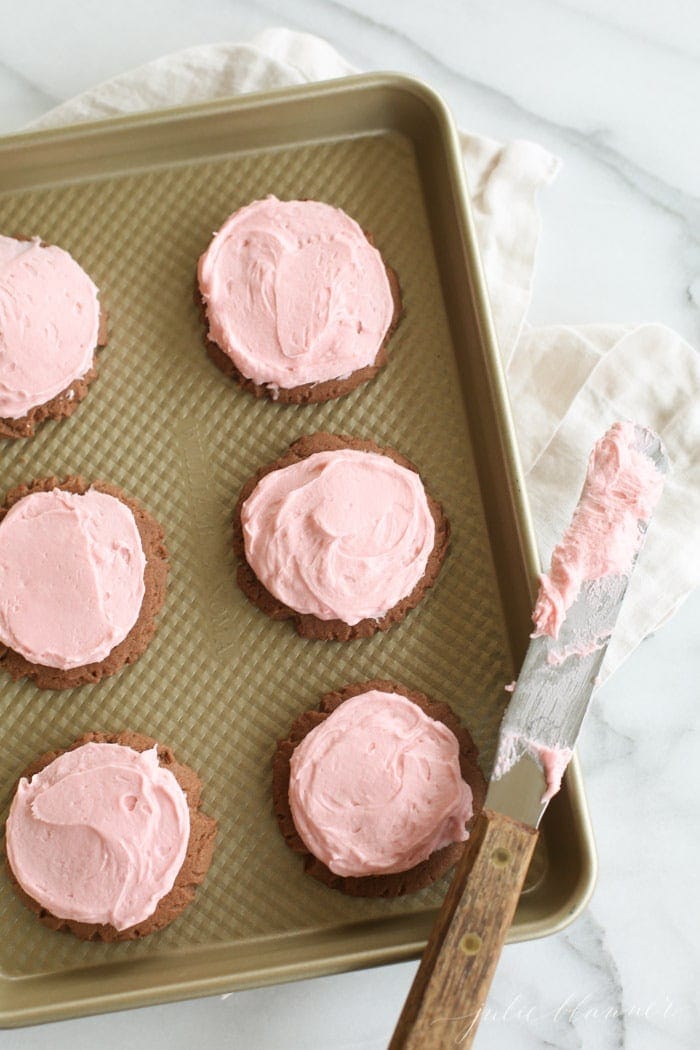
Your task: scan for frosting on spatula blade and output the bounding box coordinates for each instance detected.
[489,422,668,821]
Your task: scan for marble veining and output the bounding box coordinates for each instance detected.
[0,3,698,1048]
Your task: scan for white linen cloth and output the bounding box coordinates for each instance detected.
[27,28,700,680]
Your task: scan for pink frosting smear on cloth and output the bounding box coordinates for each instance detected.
[289,691,473,877]
[241,449,436,624]
[0,235,100,418]
[6,743,190,931]
[0,489,146,669]
[532,420,665,640]
[197,197,395,389]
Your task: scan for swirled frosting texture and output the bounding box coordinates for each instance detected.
[6,743,190,931]
[197,197,395,388]
[0,235,100,419]
[532,421,665,638]
[289,691,473,877]
[0,489,146,669]
[242,449,436,624]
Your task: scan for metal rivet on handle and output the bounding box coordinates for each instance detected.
[490,846,511,868]
[459,932,482,956]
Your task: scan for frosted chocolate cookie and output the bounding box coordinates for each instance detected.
[233,433,450,640]
[0,477,168,689]
[0,235,107,439]
[5,731,217,941]
[273,681,486,897]
[197,197,401,403]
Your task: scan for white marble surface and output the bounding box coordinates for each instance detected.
[1,2,699,1047]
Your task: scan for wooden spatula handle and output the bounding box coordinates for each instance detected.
[389,808,538,1049]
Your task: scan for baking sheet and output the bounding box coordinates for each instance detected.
[0,75,595,1026]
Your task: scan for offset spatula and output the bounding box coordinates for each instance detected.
[390,422,668,1050]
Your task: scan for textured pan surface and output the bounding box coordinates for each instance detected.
[0,77,593,1025]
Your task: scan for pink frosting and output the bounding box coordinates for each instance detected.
[532,421,665,639]
[289,691,473,877]
[536,745,574,804]
[493,733,573,805]
[0,489,146,669]
[242,449,436,624]
[6,743,190,931]
[0,235,100,419]
[197,197,395,389]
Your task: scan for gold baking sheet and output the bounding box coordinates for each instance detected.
[0,75,595,1027]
